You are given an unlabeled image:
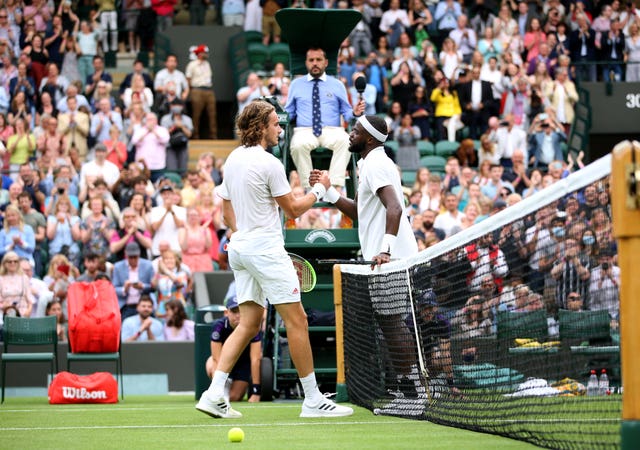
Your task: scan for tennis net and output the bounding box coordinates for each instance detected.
[339,155,621,449]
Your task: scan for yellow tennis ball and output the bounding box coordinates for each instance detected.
[228,427,244,443]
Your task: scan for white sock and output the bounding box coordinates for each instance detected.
[299,373,323,405]
[207,370,229,398]
[224,378,232,402]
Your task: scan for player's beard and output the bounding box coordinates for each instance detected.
[349,139,366,154]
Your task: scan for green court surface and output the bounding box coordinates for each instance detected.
[0,395,538,449]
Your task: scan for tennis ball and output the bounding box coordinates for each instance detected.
[228,427,244,443]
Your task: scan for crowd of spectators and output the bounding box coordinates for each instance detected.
[0,0,239,341]
[421,175,619,359]
[0,0,628,353]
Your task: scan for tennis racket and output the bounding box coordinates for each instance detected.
[289,253,317,293]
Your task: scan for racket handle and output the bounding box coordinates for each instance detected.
[317,259,376,265]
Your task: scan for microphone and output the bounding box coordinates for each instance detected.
[354,76,367,100]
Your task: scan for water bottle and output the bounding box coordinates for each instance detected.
[587,370,599,396]
[599,369,610,396]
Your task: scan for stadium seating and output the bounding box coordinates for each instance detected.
[417,140,435,157]
[1,316,58,403]
[434,140,459,158]
[419,155,446,175]
[162,171,184,188]
[401,170,416,187]
[384,140,398,155]
[268,43,291,67]
[243,30,263,46]
[247,42,270,71]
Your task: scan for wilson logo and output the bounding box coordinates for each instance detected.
[304,230,336,243]
[61,386,108,400]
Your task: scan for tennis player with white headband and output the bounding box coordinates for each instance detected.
[310,114,418,268]
[309,114,425,403]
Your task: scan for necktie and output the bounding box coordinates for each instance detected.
[312,79,322,137]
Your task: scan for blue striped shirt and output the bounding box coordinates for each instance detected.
[285,74,354,127]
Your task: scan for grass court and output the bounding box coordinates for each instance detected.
[0,395,539,449]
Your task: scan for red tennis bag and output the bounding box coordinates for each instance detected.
[67,280,121,353]
[49,371,118,404]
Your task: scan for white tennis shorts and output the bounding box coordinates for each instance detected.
[228,247,301,307]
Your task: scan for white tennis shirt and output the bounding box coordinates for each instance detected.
[357,147,418,261]
[217,145,291,255]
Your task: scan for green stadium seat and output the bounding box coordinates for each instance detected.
[572,117,588,136]
[401,170,416,187]
[247,42,269,71]
[385,140,398,155]
[163,171,184,188]
[268,43,290,67]
[561,142,568,160]
[244,30,263,45]
[419,155,446,174]
[434,140,459,158]
[417,140,434,156]
[569,133,583,153]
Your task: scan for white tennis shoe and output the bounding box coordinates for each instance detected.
[300,398,354,418]
[196,391,243,419]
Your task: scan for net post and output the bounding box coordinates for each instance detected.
[332,263,348,402]
[611,140,640,450]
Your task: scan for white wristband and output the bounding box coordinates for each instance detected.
[324,186,341,204]
[310,183,327,202]
[379,234,396,254]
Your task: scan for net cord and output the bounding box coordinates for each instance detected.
[341,153,613,276]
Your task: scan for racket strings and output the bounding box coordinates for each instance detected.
[292,259,315,292]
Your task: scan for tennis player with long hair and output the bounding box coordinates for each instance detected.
[196,100,353,419]
[310,115,425,405]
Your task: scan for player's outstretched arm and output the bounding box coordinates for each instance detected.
[330,193,358,221]
[275,171,331,219]
[310,169,358,220]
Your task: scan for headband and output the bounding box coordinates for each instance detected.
[357,116,388,143]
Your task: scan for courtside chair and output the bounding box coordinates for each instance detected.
[1,316,58,403]
[67,339,124,400]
